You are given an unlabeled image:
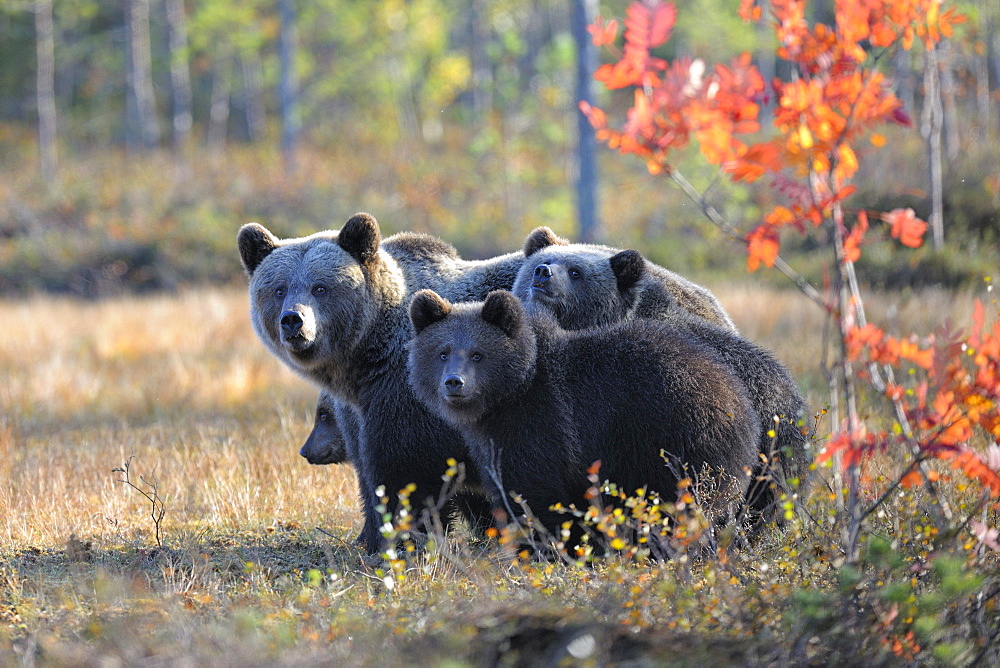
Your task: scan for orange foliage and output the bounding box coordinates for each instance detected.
[840,300,1000,496]
[589,0,996,498]
[884,207,929,248]
[586,0,957,266]
[844,210,868,262]
[586,17,619,48]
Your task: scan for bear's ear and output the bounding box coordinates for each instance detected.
[238,223,280,276]
[481,291,525,338]
[523,227,568,257]
[409,289,452,335]
[338,212,381,265]
[609,250,645,293]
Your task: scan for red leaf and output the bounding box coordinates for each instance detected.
[846,322,884,361]
[726,141,782,182]
[746,224,780,271]
[647,1,677,46]
[816,424,884,470]
[891,107,913,127]
[587,16,619,47]
[844,210,868,262]
[738,0,761,22]
[900,469,923,489]
[579,101,607,130]
[625,1,677,50]
[899,338,934,370]
[764,205,796,228]
[884,208,927,248]
[938,448,1000,497]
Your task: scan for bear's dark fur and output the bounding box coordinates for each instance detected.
[515,246,812,529]
[238,213,524,554]
[513,227,738,332]
[407,289,761,545]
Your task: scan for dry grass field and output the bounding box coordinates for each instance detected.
[1,283,995,665]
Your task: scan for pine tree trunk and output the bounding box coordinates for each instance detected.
[571,0,599,242]
[35,0,57,181]
[165,0,192,153]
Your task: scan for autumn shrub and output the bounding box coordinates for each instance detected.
[575,0,1000,661]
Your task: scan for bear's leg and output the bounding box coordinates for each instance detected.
[451,491,497,541]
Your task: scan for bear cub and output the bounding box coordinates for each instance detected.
[407,289,761,549]
[515,243,812,530]
[300,390,361,465]
[512,226,737,332]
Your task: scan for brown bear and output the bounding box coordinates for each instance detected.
[300,390,358,465]
[512,239,812,532]
[238,213,525,554]
[407,289,761,550]
[512,227,738,332]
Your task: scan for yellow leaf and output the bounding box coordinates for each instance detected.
[797,124,813,149]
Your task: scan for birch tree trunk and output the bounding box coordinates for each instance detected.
[278,0,299,171]
[165,0,192,152]
[242,51,266,143]
[921,46,945,251]
[977,11,994,133]
[207,59,231,151]
[35,0,57,181]
[126,0,159,150]
[938,41,960,163]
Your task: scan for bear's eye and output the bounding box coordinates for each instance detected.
[569,268,582,279]
[439,352,448,361]
[275,286,286,298]
[471,352,483,362]
[318,411,328,421]
[312,284,326,296]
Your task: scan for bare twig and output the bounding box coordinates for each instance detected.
[667,168,826,308]
[112,454,166,547]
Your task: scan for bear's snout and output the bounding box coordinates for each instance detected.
[281,310,303,336]
[530,264,560,298]
[279,307,317,350]
[443,374,466,396]
[532,264,553,282]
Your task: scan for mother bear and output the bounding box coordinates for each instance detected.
[239,213,527,553]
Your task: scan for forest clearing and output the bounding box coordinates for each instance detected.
[2,284,996,665]
[2,0,1000,663]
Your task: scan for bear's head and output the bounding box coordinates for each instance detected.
[407,289,536,425]
[300,390,348,465]
[512,227,646,330]
[237,212,405,379]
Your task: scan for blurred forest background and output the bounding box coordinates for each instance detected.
[0,0,997,298]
